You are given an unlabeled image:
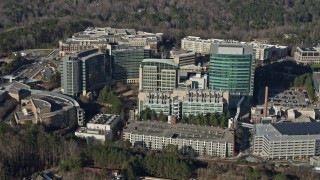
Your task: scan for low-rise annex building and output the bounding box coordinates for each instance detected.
[294,47,320,64]
[75,114,121,143]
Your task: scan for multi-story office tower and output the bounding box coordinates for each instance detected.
[60,49,107,96]
[139,59,179,92]
[209,43,255,96]
[294,47,320,64]
[110,46,151,83]
[253,122,320,159]
[123,121,234,157]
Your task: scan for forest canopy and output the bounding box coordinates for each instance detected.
[1,0,320,55]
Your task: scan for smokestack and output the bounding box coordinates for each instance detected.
[264,86,269,117]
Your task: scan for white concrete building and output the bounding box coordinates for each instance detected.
[123,121,234,157]
[181,36,229,55]
[75,114,121,142]
[253,122,320,159]
[294,47,320,64]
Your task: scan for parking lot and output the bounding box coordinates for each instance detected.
[267,89,310,108]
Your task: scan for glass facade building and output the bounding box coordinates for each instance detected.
[111,47,151,83]
[209,44,255,96]
[61,49,107,96]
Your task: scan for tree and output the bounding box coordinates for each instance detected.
[181,114,188,123]
[220,113,228,128]
[49,71,61,84]
[209,112,219,126]
[150,110,157,121]
[97,85,123,114]
[142,107,151,120]
[159,111,166,122]
[274,174,287,180]
[163,144,182,158]
[124,156,143,180]
[97,86,108,103]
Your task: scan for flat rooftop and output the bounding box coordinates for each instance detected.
[29,94,73,110]
[32,98,51,109]
[88,114,120,125]
[124,121,234,143]
[273,122,320,135]
[299,47,318,52]
[254,122,320,141]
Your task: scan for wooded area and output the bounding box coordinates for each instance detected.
[0,122,192,179]
[1,0,320,55]
[292,73,316,100]
[0,122,319,179]
[97,85,123,114]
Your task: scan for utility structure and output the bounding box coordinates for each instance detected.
[264,86,269,117]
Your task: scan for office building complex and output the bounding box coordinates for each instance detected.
[253,122,320,159]
[209,43,255,96]
[294,47,320,64]
[110,46,151,83]
[60,49,107,96]
[59,27,162,56]
[139,59,179,92]
[123,121,234,157]
[181,36,288,61]
[75,114,121,142]
[138,89,229,118]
